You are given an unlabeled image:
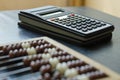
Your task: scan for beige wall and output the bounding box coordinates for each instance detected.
[0,0,120,17]
[85,0,120,17]
[0,0,68,10]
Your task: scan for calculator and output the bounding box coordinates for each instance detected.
[18,6,114,45]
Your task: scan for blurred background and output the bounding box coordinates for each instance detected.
[0,0,120,17]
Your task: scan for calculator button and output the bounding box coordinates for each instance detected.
[81,19,86,22]
[91,22,97,25]
[87,27,93,30]
[96,24,102,27]
[76,26,82,30]
[76,19,81,22]
[90,19,95,22]
[81,25,87,28]
[101,22,106,26]
[71,25,76,28]
[82,28,88,32]
[61,22,66,25]
[66,22,72,26]
[92,25,97,29]
[81,22,86,25]
[77,23,82,26]
[86,20,91,24]
[87,24,92,27]
[72,21,77,25]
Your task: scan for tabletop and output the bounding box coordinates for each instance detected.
[0,7,120,74]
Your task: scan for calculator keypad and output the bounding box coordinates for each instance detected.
[48,14,108,34]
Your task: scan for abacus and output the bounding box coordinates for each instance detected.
[0,37,119,80]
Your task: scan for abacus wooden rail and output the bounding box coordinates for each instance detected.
[0,36,120,80]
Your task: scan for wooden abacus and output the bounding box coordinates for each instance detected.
[0,37,119,80]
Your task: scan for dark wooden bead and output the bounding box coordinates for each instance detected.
[43,73,51,80]
[18,48,23,56]
[23,56,30,66]
[41,60,49,65]
[13,49,18,57]
[35,46,40,53]
[16,43,22,49]
[22,48,27,56]
[30,61,38,72]
[53,71,61,79]
[32,40,38,47]
[43,44,48,48]
[37,40,42,45]
[9,50,14,58]
[40,65,48,74]
[5,45,12,53]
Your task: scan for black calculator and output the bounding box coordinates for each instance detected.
[18,6,114,45]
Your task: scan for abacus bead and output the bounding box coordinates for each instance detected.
[39,45,44,53]
[27,48,31,55]
[41,40,45,44]
[52,53,58,57]
[42,54,51,60]
[64,68,78,78]
[62,51,68,56]
[64,69,71,77]
[37,54,42,60]
[27,47,36,55]
[9,50,14,58]
[47,43,52,48]
[35,46,40,53]
[75,75,89,80]
[25,42,31,48]
[46,64,52,72]
[37,40,42,45]
[50,48,57,54]
[22,48,27,55]
[5,45,12,53]
[47,48,52,53]
[36,60,41,70]
[67,61,73,68]
[13,49,18,57]
[32,54,37,60]
[57,51,62,56]
[40,65,48,74]
[56,62,68,74]
[55,47,60,51]
[43,44,48,48]
[44,48,48,53]
[71,60,77,67]
[32,40,37,46]
[43,73,51,80]
[30,61,38,72]
[59,56,66,62]
[53,71,61,79]
[16,43,21,49]
[56,63,62,73]
[41,60,49,65]
[11,44,16,49]
[21,42,30,48]
[23,56,30,66]
[18,48,23,56]
[49,57,59,68]
[31,47,37,54]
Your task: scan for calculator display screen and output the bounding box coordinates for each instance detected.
[39,11,63,17]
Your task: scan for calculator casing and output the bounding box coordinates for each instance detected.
[18,6,114,45]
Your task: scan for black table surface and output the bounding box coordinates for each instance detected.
[0,7,120,74]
